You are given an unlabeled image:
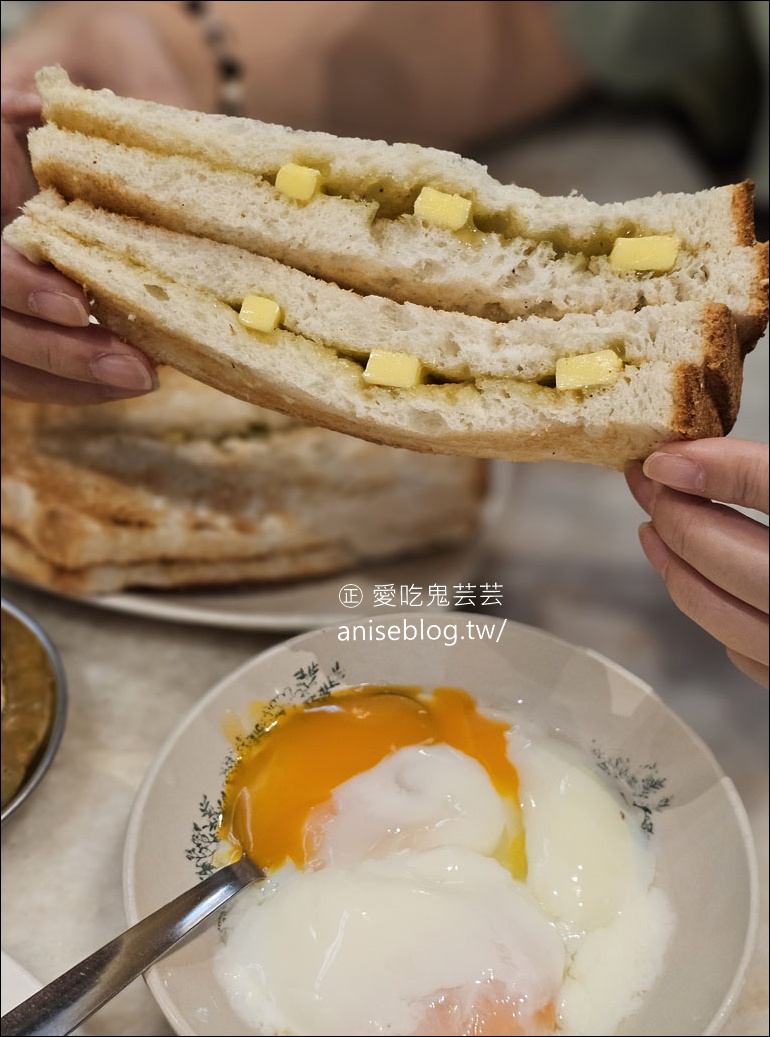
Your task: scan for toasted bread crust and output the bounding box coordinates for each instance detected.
[740,237,770,350]
[723,182,768,349]
[731,181,760,248]
[673,302,744,437]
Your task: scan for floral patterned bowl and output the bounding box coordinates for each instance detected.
[123,613,758,1036]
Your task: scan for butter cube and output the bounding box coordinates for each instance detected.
[555,349,623,390]
[413,186,472,231]
[275,162,321,202]
[609,234,680,272]
[363,350,425,388]
[239,294,283,332]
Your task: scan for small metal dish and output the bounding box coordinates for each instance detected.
[1,598,67,824]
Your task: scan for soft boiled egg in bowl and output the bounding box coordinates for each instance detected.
[124,615,758,1037]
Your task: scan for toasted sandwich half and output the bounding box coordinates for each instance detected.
[6,189,747,470]
[5,67,767,469]
[0,369,486,594]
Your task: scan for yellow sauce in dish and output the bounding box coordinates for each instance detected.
[1,610,57,810]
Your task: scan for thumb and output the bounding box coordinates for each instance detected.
[641,439,769,515]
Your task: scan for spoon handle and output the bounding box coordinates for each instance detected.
[0,854,262,1037]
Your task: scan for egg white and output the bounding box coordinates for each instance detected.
[506,731,674,1035]
[304,742,516,866]
[216,845,565,1036]
[214,732,674,1036]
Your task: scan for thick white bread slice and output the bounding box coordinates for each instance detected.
[12,192,745,384]
[1,379,485,592]
[4,198,742,470]
[34,66,756,249]
[28,122,768,343]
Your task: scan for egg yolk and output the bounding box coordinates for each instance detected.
[218,685,526,877]
[415,983,556,1036]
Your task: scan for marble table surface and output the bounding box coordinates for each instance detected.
[1,113,767,1036]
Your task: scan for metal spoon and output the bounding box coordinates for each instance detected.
[0,853,263,1037]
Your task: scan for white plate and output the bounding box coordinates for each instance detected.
[124,616,757,1037]
[29,545,485,631]
[5,464,512,632]
[0,951,40,1015]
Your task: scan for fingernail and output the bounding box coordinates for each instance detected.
[29,290,90,327]
[643,451,706,491]
[90,354,157,392]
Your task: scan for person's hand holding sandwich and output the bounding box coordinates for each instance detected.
[0,2,208,403]
[627,440,769,689]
